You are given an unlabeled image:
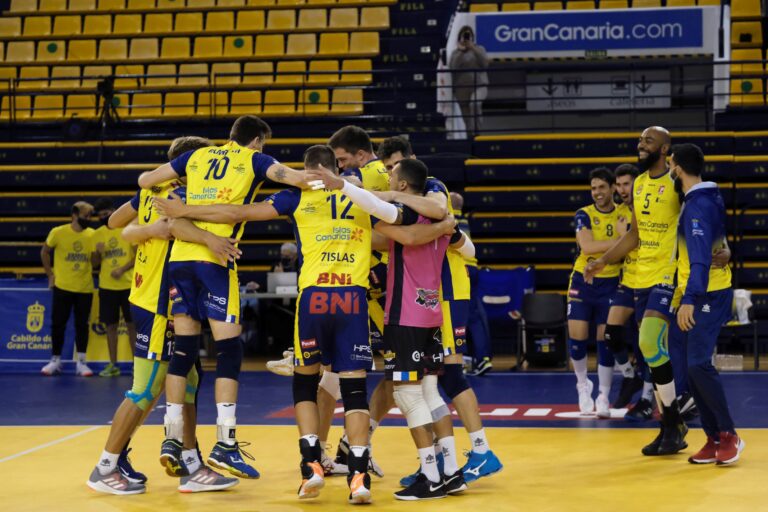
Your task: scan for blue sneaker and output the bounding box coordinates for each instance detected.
[399,451,444,487]
[118,448,147,484]
[207,442,260,479]
[160,439,188,477]
[461,450,503,483]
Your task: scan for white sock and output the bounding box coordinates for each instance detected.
[164,403,184,441]
[616,361,634,378]
[301,434,319,447]
[216,403,237,446]
[656,381,677,407]
[166,403,183,421]
[418,446,441,483]
[350,445,367,459]
[468,428,489,454]
[181,448,201,474]
[642,381,654,402]
[597,364,614,397]
[572,357,588,385]
[77,352,87,363]
[97,450,119,476]
[438,436,459,475]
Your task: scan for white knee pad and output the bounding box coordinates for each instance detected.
[393,384,432,429]
[422,375,451,422]
[319,370,342,401]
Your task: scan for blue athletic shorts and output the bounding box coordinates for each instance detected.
[132,304,173,361]
[441,299,469,356]
[567,271,619,325]
[610,284,636,310]
[634,283,676,323]
[168,261,240,323]
[293,286,372,372]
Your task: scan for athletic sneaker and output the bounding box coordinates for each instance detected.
[469,357,492,377]
[442,470,468,494]
[716,432,745,465]
[321,451,348,476]
[625,398,654,422]
[298,460,325,499]
[208,442,260,479]
[678,392,699,422]
[99,363,121,377]
[266,349,294,377]
[688,436,718,464]
[348,472,372,504]
[368,447,384,478]
[179,465,239,493]
[41,359,62,376]
[160,438,188,477]
[76,361,94,377]
[461,450,503,484]
[613,374,644,408]
[658,420,689,455]
[394,473,446,501]
[399,451,445,487]
[118,448,147,484]
[596,393,611,419]
[334,436,350,467]
[577,379,594,414]
[87,466,146,495]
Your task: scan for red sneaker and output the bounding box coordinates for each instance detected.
[716,432,745,466]
[688,437,718,464]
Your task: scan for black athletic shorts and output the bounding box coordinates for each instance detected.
[383,325,444,382]
[99,288,132,325]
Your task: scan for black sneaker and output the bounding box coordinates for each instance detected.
[469,358,492,377]
[658,421,689,455]
[334,436,350,467]
[442,470,467,495]
[625,398,654,422]
[613,375,644,409]
[394,473,447,501]
[641,424,665,456]
[678,392,699,422]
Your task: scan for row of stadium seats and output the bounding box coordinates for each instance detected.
[0,7,389,37]
[468,0,721,12]
[6,0,387,11]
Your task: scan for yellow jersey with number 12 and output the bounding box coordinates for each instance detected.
[616,202,640,288]
[572,203,622,278]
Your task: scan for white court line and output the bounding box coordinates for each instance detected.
[0,425,101,463]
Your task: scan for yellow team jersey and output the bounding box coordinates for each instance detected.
[94,225,134,290]
[572,203,622,278]
[342,158,390,192]
[676,237,732,300]
[632,171,680,288]
[267,187,373,290]
[168,141,278,267]
[45,224,95,294]
[616,203,640,288]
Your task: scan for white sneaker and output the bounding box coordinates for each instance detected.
[577,379,594,414]
[595,393,611,418]
[76,361,94,377]
[41,359,62,376]
[266,353,294,377]
[321,451,348,476]
[367,447,384,478]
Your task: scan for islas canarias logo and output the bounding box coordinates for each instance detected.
[217,187,233,201]
[27,301,45,333]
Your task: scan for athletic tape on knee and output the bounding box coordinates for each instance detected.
[340,377,369,415]
[215,337,243,381]
[568,338,587,361]
[438,364,470,400]
[168,335,200,378]
[319,370,342,401]
[293,372,320,405]
[639,317,670,368]
[125,358,164,411]
[393,384,433,429]
[604,324,625,354]
[597,340,615,367]
[422,375,450,421]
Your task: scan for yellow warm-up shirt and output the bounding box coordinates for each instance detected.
[45,224,95,293]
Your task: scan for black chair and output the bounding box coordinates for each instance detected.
[516,293,568,369]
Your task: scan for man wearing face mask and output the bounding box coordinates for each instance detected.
[40,201,97,376]
[274,242,299,273]
[92,197,138,377]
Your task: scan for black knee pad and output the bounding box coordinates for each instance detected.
[340,377,369,413]
[168,335,200,377]
[604,324,626,354]
[215,337,243,381]
[439,363,470,400]
[293,372,320,405]
[650,360,674,386]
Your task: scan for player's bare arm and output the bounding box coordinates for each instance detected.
[108,201,138,229]
[374,190,447,220]
[122,218,172,244]
[138,163,179,189]
[266,163,312,189]
[40,244,54,288]
[576,228,618,255]
[374,214,455,246]
[168,218,242,265]
[585,208,640,282]
[155,192,280,224]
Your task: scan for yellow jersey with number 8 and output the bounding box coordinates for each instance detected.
[572,203,622,278]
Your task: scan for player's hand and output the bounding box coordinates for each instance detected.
[205,234,242,265]
[616,218,628,236]
[342,175,363,188]
[712,247,731,268]
[373,191,396,202]
[153,192,186,218]
[583,259,605,284]
[47,274,55,289]
[110,268,123,279]
[441,213,457,235]
[151,218,173,240]
[677,304,696,332]
[306,166,344,191]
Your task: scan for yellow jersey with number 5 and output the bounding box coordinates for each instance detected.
[572,203,622,278]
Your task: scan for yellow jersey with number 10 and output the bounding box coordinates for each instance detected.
[616,202,640,288]
[572,203,622,278]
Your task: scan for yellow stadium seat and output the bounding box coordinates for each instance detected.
[33,95,64,119]
[10,0,38,12]
[502,2,531,10]
[114,63,143,88]
[66,94,98,117]
[23,16,52,36]
[276,60,307,84]
[247,0,274,5]
[127,0,154,7]
[0,18,22,37]
[667,0,694,5]
[178,63,209,85]
[600,0,627,7]
[243,61,274,84]
[0,97,8,121]
[218,0,246,6]
[99,39,128,60]
[206,11,235,31]
[567,0,595,8]
[307,0,332,3]
[732,22,763,48]
[39,0,67,8]
[194,36,223,57]
[145,14,173,33]
[360,7,389,28]
[145,63,177,86]
[0,67,18,82]
[731,48,764,75]
[81,64,112,87]
[50,65,81,89]
[299,9,327,30]
[237,11,265,31]
[697,0,720,4]
[38,40,66,61]
[732,0,761,18]
[161,37,191,58]
[129,93,162,117]
[83,15,111,35]
[341,58,371,83]
[730,78,764,105]
[329,8,358,29]
[224,35,253,56]
[70,0,97,9]
[12,95,32,119]
[308,59,338,84]
[469,4,499,12]
[6,42,36,62]
[632,0,660,7]
[263,89,295,114]
[534,2,563,10]
[53,15,82,35]
[299,88,328,114]
[18,66,49,89]
[130,38,159,59]
[319,32,348,55]
[98,0,126,8]
[231,90,263,114]
[176,13,204,32]
[197,91,229,115]
[350,32,377,54]
[109,94,131,117]
[113,14,142,34]
[287,33,317,56]
[164,92,195,116]
[211,62,241,84]
[267,10,296,30]
[157,0,184,7]
[331,87,362,114]
[277,0,304,5]
[187,0,215,6]
[255,34,285,57]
